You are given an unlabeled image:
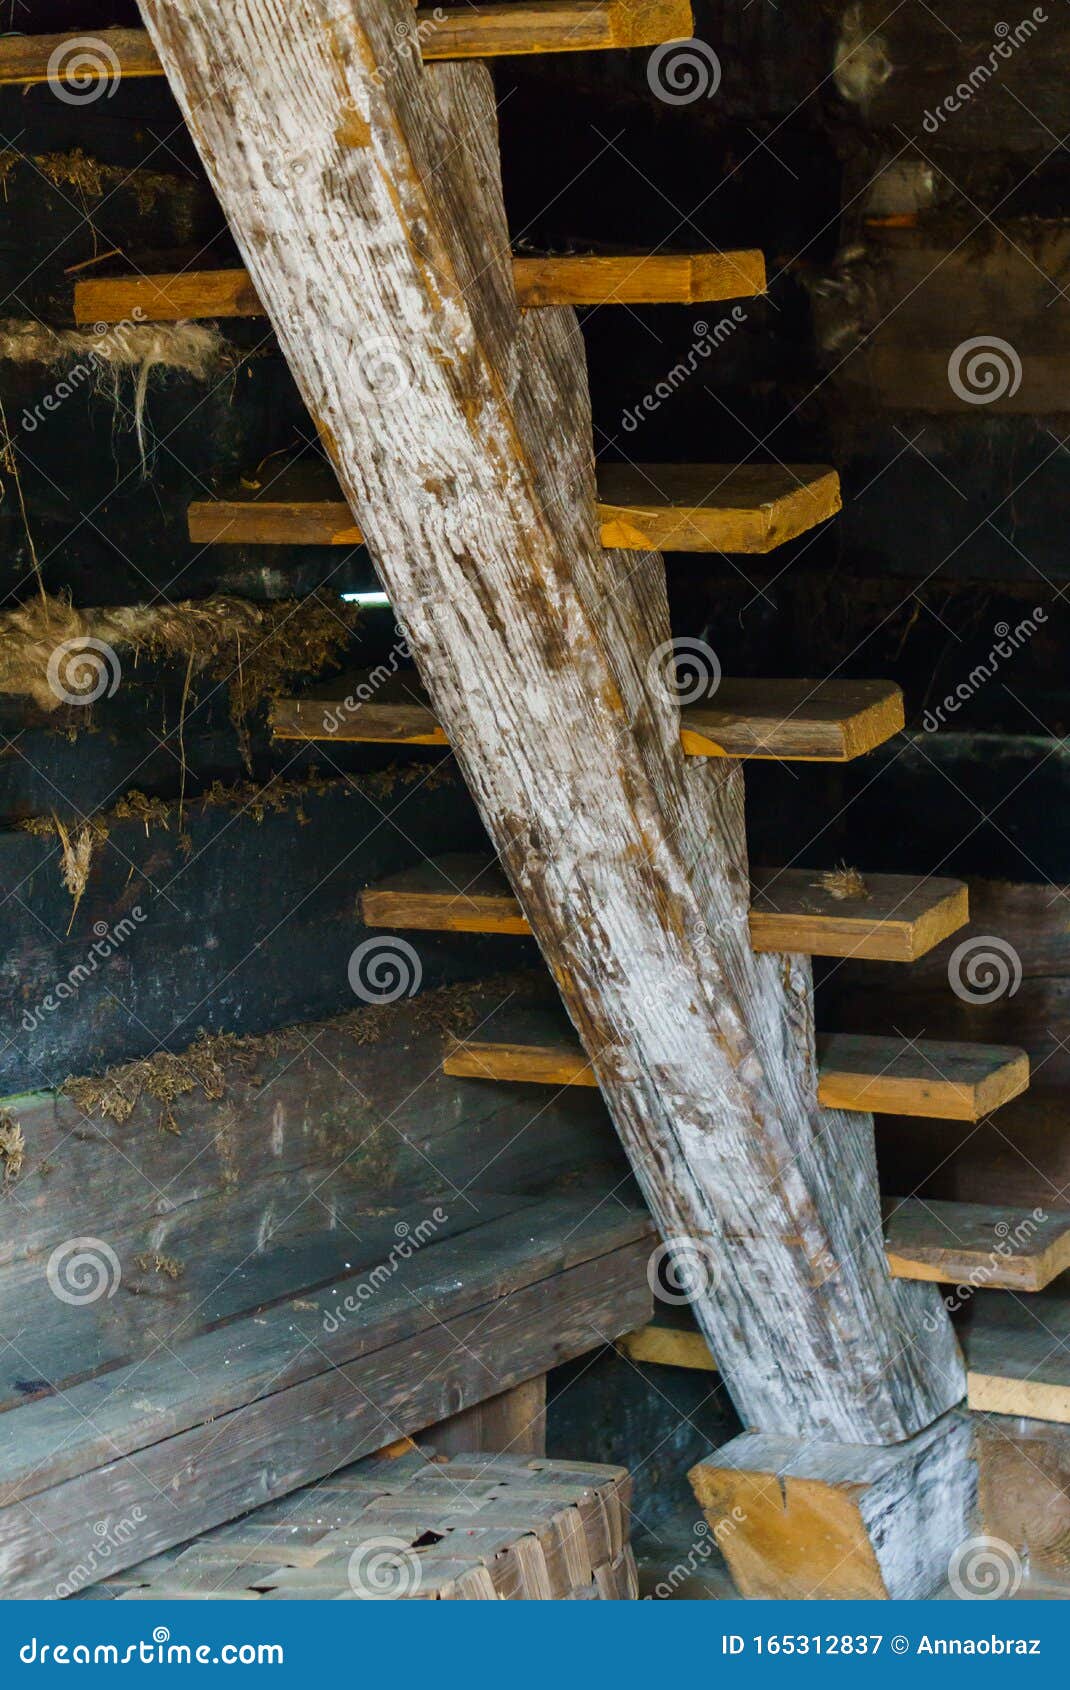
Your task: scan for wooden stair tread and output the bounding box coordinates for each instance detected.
[884,1200,1070,1291]
[2,7,695,87]
[272,672,904,763]
[817,1033,1029,1121]
[76,251,765,326]
[363,855,969,962]
[444,1020,1029,1119]
[963,1289,1070,1422]
[188,460,837,556]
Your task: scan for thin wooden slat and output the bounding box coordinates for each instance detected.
[188,459,838,557]
[77,251,765,326]
[362,856,969,962]
[271,673,904,763]
[964,1291,1070,1425]
[817,1033,1030,1122]
[884,1200,1070,1291]
[617,1325,718,1371]
[444,1023,1030,1120]
[595,464,840,553]
[0,5,694,88]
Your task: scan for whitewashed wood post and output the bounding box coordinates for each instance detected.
[138,0,965,1442]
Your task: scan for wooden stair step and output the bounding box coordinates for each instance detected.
[188,462,838,556]
[362,855,969,962]
[817,1033,1029,1121]
[963,1289,1070,1422]
[272,672,904,763]
[2,6,695,87]
[884,1200,1070,1291]
[444,1020,1028,1119]
[76,252,766,325]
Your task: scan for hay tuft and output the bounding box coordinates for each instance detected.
[0,1112,25,1183]
[134,1252,184,1280]
[813,864,869,901]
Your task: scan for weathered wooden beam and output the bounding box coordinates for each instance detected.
[188,460,836,555]
[362,855,969,961]
[689,1411,975,1600]
[442,1016,1029,1120]
[273,672,904,762]
[3,6,694,87]
[138,0,962,1441]
[617,1324,718,1371]
[76,251,766,325]
[964,1291,1070,1425]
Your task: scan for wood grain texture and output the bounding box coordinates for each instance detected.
[964,1291,1070,1425]
[617,1324,718,1371]
[138,0,961,1441]
[3,5,694,87]
[689,1412,975,1600]
[77,251,764,327]
[361,855,968,960]
[818,1033,1029,1121]
[443,1014,1026,1119]
[885,1199,1070,1290]
[273,671,904,763]
[189,459,833,555]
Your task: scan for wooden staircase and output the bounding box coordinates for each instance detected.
[17,0,1052,1598]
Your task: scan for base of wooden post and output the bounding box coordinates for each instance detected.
[689,1410,975,1599]
[975,1412,1070,1590]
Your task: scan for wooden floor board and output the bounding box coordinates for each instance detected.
[885,1200,1070,1291]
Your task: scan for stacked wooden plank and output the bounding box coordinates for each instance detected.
[86,1449,637,1601]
